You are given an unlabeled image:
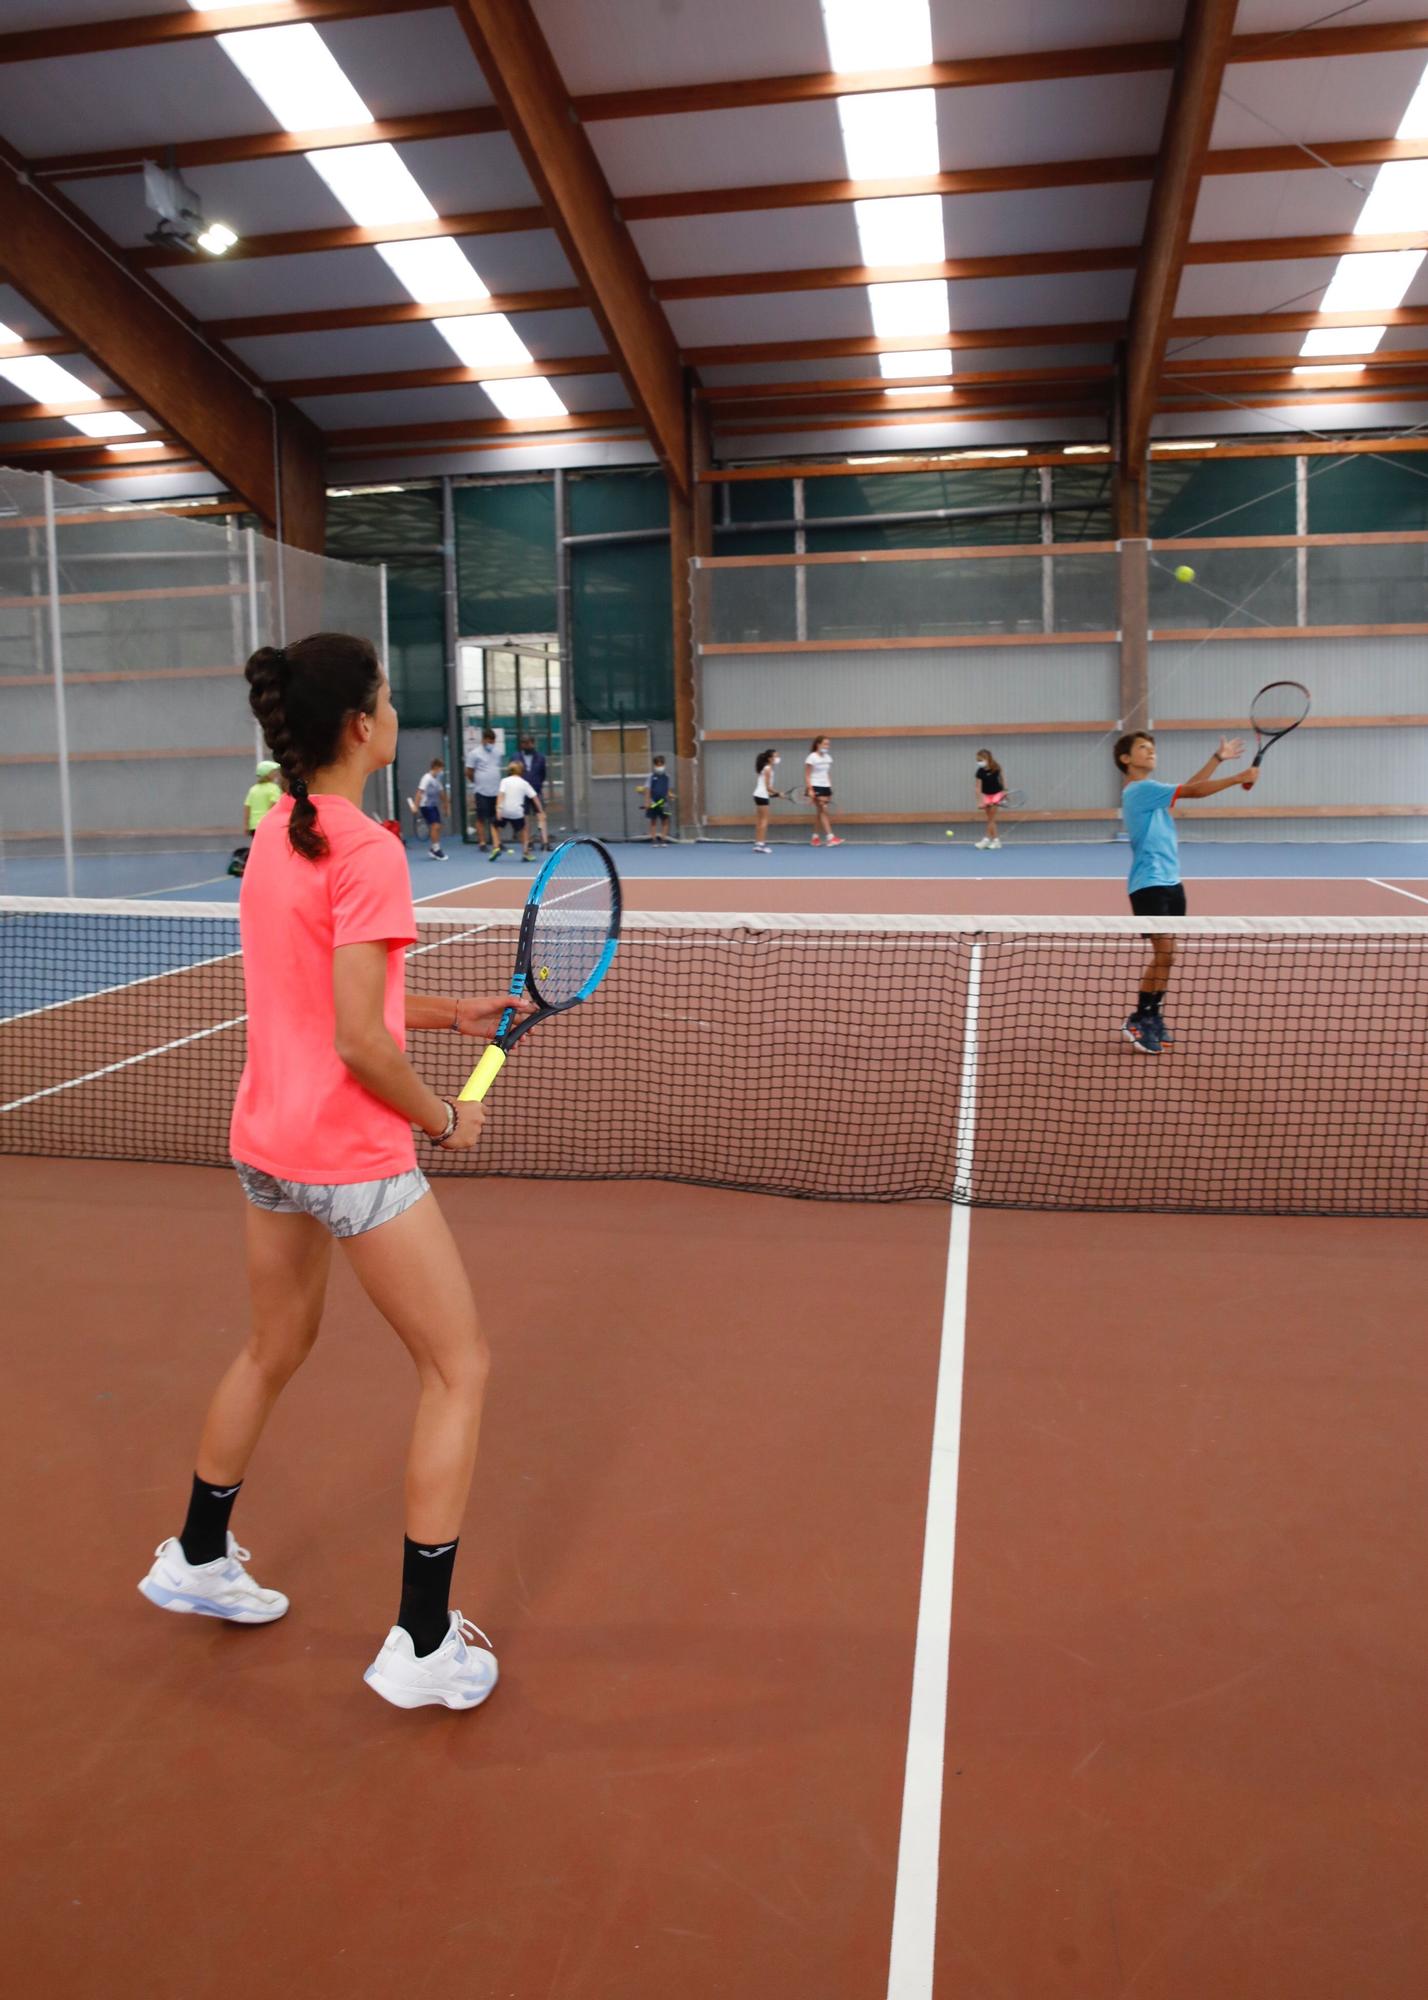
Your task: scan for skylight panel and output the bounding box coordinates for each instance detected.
[0,354,102,404]
[878,348,953,379]
[1299,326,1385,356]
[433,315,538,371]
[378,238,488,305]
[215,24,374,134]
[853,195,945,269]
[308,144,437,228]
[1353,159,1428,238]
[483,379,569,421]
[866,280,950,339]
[1316,249,1425,316]
[837,90,940,181]
[68,412,146,439]
[820,0,932,72]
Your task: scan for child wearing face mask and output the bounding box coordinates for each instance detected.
[752,747,787,854]
[974,750,1007,850]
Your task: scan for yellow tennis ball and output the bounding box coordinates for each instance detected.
[1173,564,1196,583]
[945,828,956,839]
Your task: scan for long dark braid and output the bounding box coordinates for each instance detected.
[244,632,381,862]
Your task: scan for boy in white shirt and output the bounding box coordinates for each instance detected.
[494,761,539,863]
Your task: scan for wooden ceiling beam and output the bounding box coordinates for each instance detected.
[136,205,547,270]
[0,1,439,64]
[702,364,1115,402]
[1165,345,1428,376]
[270,355,613,397]
[326,406,635,446]
[0,335,81,361]
[716,381,1109,422]
[451,0,688,495]
[206,285,584,340]
[0,139,326,545]
[1120,0,1240,532]
[35,107,503,180]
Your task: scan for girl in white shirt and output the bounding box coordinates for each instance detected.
[494,763,538,862]
[752,748,787,854]
[804,736,841,847]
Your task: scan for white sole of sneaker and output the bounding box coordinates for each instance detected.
[137,1576,287,1623]
[363,1664,498,1711]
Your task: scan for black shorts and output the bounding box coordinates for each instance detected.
[499,815,525,832]
[810,785,833,799]
[524,795,542,816]
[1129,884,1187,918]
[646,803,669,821]
[474,793,498,825]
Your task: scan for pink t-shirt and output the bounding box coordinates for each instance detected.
[229,794,417,1183]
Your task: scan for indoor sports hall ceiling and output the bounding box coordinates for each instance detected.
[0,0,1426,509]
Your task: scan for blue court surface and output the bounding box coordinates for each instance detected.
[4,838,1428,905]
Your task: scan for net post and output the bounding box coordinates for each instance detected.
[42,473,76,899]
[378,559,395,822]
[952,939,982,1203]
[245,527,264,763]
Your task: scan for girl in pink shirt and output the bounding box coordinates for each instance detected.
[139,632,529,1713]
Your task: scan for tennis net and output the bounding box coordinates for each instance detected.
[3,895,1426,1216]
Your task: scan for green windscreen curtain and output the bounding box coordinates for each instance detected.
[325,487,446,728]
[803,467,1044,550]
[454,479,557,636]
[568,472,674,722]
[1307,452,1428,531]
[1148,458,1296,539]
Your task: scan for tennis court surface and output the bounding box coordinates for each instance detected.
[3,874,1427,2000]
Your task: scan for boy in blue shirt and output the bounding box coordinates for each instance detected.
[1116,730,1258,1053]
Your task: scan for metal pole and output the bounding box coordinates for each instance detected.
[793,474,808,642]
[1295,455,1308,627]
[245,527,264,761]
[440,477,463,842]
[554,468,579,833]
[378,560,395,821]
[42,473,76,898]
[1039,465,1056,634]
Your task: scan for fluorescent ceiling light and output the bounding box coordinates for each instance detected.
[215,23,372,134]
[482,379,569,421]
[1317,248,1425,315]
[1292,363,1365,378]
[867,279,950,339]
[1300,325,1385,356]
[820,0,932,72]
[853,195,945,268]
[1151,440,1217,451]
[68,412,145,439]
[837,89,940,181]
[878,347,952,379]
[884,384,952,399]
[0,354,102,403]
[434,315,536,370]
[1063,444,1111,454]
[308,143,436,228]
[956,448,1027,460]
[105,441,161,453]
[378,238,488,305]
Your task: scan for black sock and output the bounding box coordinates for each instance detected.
[399,1536,459,1658]
[1137,990,1161,1018]
[179,1472,242,1567]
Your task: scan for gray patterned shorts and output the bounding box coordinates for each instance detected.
[233,1160,431,1239]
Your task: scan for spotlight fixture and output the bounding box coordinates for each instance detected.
[142,161,239,257]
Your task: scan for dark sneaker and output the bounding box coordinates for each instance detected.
[1122,1012,1163,1054]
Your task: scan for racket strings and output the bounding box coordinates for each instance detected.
[529,856,612,1005]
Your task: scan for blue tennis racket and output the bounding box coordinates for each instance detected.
[459,837,620,1103]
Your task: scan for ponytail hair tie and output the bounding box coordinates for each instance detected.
[290,777,309,801]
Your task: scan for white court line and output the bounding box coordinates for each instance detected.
[1368,877,1428,907]
[885,944,979,2000]
[136,875,231,898]
[0,943,241,1028]
[0,1013,246,1115]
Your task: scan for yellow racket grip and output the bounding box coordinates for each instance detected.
[459,1044,506,1103]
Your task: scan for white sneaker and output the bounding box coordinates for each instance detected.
[138,1533,288,1624]
[753,843,772,855]
[364,1611,499,1711]
[974,837,991,850]
[988,838,1002,850]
